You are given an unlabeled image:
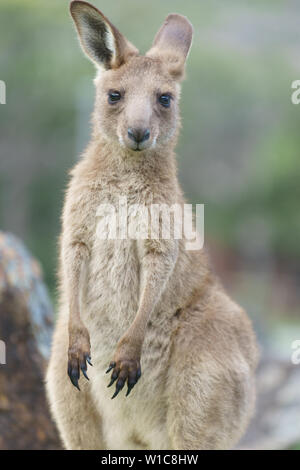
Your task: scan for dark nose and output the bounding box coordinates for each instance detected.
[127,128,150,144]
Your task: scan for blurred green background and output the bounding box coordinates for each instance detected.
[0,0,300,447]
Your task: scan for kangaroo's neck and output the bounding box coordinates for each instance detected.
[85,134,179,187]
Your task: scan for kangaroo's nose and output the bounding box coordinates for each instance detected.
[128,128,150,144]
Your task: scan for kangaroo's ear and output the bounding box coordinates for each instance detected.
[70,1,138,69]
[146,14,193,80]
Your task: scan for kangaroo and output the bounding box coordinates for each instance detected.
[46,0,258,450]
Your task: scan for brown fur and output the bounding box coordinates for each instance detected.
[46,1,258,450]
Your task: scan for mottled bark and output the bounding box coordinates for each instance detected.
[0,232,60,449]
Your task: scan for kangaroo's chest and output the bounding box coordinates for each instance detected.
[88,237,140,304]
[81,181,144,339]
[84,178,151,298]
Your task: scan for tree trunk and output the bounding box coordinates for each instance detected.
[0,232,60,449]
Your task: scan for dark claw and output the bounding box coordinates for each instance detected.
[111,379,125,399]
[107,376,117,388]
[126,382,135,397]
[106,362,116,374]
[86,355,93,367]
[126,367,141,397]
[68,367,80,391]
[73,381,81,391]
[111,389,120,399]
[107,368,119,387]
[81,364,89,381]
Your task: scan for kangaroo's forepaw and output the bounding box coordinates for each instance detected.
[106,358,141,399]
[68,326,91,390]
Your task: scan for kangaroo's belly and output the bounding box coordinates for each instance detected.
[79,238,176,448]
[82,238,140,356]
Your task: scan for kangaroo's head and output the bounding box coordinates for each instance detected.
[70,1,193,153]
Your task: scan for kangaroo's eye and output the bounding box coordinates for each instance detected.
[108,91,121,104]
[158,94,171,108]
